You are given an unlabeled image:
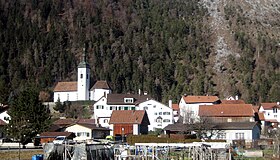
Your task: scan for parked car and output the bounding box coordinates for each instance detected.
[53,136,74,145]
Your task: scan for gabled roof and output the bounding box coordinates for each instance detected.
[0,119,7,125]
[182,95,220,103]
[221,100,245,104]
[109,110,150,125]
[53,82,77,92]
[77,119,95,124]
[53,118,76,126]
[39,132,76,138]
[261,103,280,110]
[107,94,151,105]
[172,104,179,110]
[199,104,254,117]
[90,81,110,90]
[214,122,258,130]
[163,123,190,132]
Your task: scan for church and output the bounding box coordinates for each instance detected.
[53,48,111,102]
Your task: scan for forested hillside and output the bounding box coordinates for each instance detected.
[0,0,279,104]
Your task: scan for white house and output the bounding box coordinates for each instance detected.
[212,122,261,143]
[0,105,10,124]
[259,102,280,128]
[65,123,110,141]
[93,93,151,128]
[138,99,174,131]
[90,81,111,101]
[179,95,220,123]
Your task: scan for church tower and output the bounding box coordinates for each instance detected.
[77,47,90,100]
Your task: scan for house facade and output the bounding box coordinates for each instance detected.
[259,102,280,129]
[109,110,150,136]
[138,99,173,131]
[179,95,220,123]
[65,123,110,141]
[0,106,10,124]
[93,93,151,128]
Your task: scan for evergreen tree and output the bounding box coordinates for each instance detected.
[6,87,51,145]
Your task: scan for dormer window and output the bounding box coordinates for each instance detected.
[124,98,134,103]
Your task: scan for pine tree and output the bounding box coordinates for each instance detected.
[6,87,51,145]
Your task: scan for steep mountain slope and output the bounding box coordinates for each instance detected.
[0,0,279,104]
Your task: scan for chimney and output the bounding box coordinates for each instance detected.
[235,95,239,100]
[169,100,172,108]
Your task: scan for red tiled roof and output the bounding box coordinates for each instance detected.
[90,81,110,90]
[261,103,280,110]
[53,82,77,92]
[0,119,7,125]
[53,118,76,126]
[183,96,219,103]
[107,94,151,105]
[77,119,95,124]
[109,110,150,125]
[221,100,245,104]
[199,104,254,117]
[258,112,265,121]
[172,104,179,110]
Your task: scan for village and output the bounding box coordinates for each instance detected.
[0,52,279,159]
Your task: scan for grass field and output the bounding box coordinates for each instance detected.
[0,149,44,160]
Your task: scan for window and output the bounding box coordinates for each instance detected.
[144,107,148,110]
[159,112,162,115]
[96,105,104,109]
[77,133,81,137]
[153,105,156,108]
[67,94,69,100]
[235,133,244,140]
[86,133,90,137]
[154,113,157,115]
[86,74,88,79]
[274,115,277,118]
[218,133,226,139]
[104,119,108,123]
[80,74,83,79]
[156,119,162,123]
[131,107,135,110]
[163,112,170,115]
[163,119,170,122]
[273,108,277,113]
[124,107,128,110]
[124,98,134,103]
[4,117,9,121]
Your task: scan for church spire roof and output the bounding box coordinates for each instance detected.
[78,45,90,68]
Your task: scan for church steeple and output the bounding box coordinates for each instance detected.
[78,45,89,68]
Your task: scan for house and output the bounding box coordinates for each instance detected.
[93,93,151,128]
[109,110,150,136]
[198,104,255,123]
[259,102,280,129]
[172,103,180,123]
[138,99,174,131]
[39,132,76,144]
[90,81,111,101]
[65,123,110,141]
[179,95,220,123]
[0,119,7,139]
[0,105,10,124]
[53,48,111,102]
[211,122,261,143]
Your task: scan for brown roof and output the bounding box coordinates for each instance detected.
[77,119,95,124]
[109,110,150,125]
[53,118,76,126]
[199,104,254,117]
[0,119,7,125]
[258,112,265,121]
[107,94,151,105]
[39,132,76,138]
[221,100,245,104]
[261,103,280,110]
[252,106,260,113]
[90,81,110,90]
[164,123,191,132]
[265,119,278,123]
[172,104,179,110]
[182,95,220,103]
[53,81,77,92]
